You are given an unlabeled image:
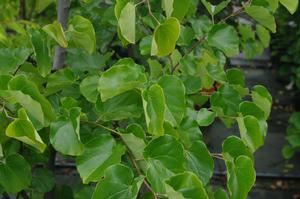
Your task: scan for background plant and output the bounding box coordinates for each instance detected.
[0,0,298,198]
[270,7,300,159]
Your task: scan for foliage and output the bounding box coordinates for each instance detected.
[0,0,297,198]
[270,6,300,159]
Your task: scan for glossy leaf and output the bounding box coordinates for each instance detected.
[196,108,216,126]
[166,172,209,199]
[92,164,144,199]
[31,168,55,193]
[251,85,272,119]
[76,134,125,183]
[201,0,230,16]
[222,136,253,161]
[208,24,239,57]
[144,135,185,193]
[142,84,165,136]
[50,108,84,156]
[245,6,276,33]
[80,75,99,103]
[151,17,180,57]
[162,0,173,18]
[171,0,191,20]
[185,141,214,185]
[43,21,68,48]
[8,75,56,126]
[237,115,265,152]
[96,90,143,121]
[225,156,256,199]
[118,2,136,43]
[98,61,146,101]
[0,90,45,129]
[279,0,298,14]
[68,15,96,53]
[256,25,270,48]
[0,48,31,75]
[158,75,186,126]
[29,29,52,77]
[6,108,46,152]
[0,154,31,193]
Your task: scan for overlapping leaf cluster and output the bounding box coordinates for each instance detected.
[0,0,298,198]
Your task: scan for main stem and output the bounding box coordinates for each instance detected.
[52,0,71,70]
[45,1,70,198]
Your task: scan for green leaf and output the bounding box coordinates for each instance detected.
[122,129,146,160]
[6,108,46,153]
[142,84,165,136]
[144,135,185,193]
[222,136,253,161]
[35,0,54,13]
[98,60,146,101]
[0,90,45,129]
[256,25,270,48]
[68,15,96,53]
[0,154,31,193]
[266,0,279,11]
[148,59,163,80]
[225,156,255,199]
[279,0,298,14]
[282,145,295,159]
[76,134,125,184]
[245,6,276,33]
[206,64,227,83]
[251,85,272,119]
[46,68,76,95]
[50,108,84,156]
[115,0,130,19]
[31,168,55,193]
[140,36,152,55]
[165,172,209,199]
[8,75,56,126]
[239,101,265,120]
[196,108,216,126]
[43,21,68,48]
[208,24,239,57]
[239,24,255,42]
[201,0,231,16]
[214,188,229,199]
[227,68,245,86]
[185,141,214,185]
[162,0,174,18]
[92,164,144,199]
[80,75,99,103]
[158,75,186,126]
[0,48,31,75]
[118,2,136,43]
[171,0,191,20]
[211,85,241,117]
[151,17,180,57]
[66,49,105,71]
[178,26,195,46]
[180,75,202,94]
[237,115,265,152]
[95,90,143,121]
[178,117,203,148]
[29,29,52,77]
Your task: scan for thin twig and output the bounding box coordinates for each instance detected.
[80,120,121,136]
[135,0,146,6]
[127,149,158,199]
[218,0,252,24]
[146,0,160,25]
[81,120,158,198]
[171,36,206,74]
